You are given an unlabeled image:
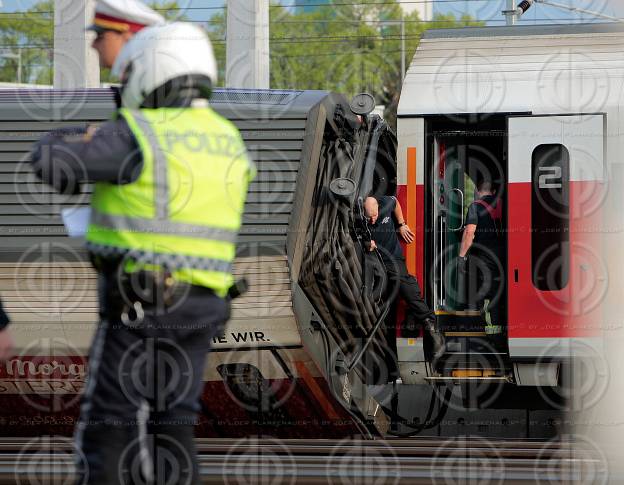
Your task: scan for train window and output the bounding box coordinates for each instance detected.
[531,144,570,291]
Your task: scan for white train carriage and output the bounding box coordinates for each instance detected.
[396,23,617,388]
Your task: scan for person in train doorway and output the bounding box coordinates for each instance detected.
[364,196,445,361]
[29,23,255,485]
[458,179,506,344]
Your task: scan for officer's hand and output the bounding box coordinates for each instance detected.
[0,328,15,362]
[84,124,99,141]
[399,224,415,244]
[369,240,377,252]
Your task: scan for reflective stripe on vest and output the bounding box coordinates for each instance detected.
[85,107,253,294]
[90,211,239,243]
[85,242,233,274]
[133,112,169,219]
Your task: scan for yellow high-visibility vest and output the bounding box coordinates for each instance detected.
[86,107,255,297]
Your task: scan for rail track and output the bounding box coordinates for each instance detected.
[0,436,604,483]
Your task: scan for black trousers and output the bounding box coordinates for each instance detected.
[385,257,434,336]
[75,274,229,484]
[467,245,505,327]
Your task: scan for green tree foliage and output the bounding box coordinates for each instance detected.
[205,1,482,125]
[0,0,53,84]
[150,1,187,21]
[0,0,188,85]
[0,0,481,125]
[268,1,482,126]
[204,12,226,84]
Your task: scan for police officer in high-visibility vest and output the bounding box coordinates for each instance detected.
[30,23,255,485]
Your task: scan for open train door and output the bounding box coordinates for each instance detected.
[507,114,606,365]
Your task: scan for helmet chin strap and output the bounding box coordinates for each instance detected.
[139,75,213,109]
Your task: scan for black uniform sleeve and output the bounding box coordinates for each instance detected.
[29,117,143,194]
[466,203,479,226]
[0,298,9,330]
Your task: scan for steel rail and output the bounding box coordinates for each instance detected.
[0,437,591,484]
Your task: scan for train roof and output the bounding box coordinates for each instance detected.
[0,88,330,120]
[398,22,624,117]
[422,22,624,39]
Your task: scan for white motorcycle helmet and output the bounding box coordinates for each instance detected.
[112,22,218,109]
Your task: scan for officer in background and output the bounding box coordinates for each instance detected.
[458,179,505,339]
[88,0,164,69]
[30,23,254,484]
[364,196,445,360]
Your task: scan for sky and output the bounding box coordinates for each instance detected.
[2,0,624,25]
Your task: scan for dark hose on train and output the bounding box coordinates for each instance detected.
[318,325,375,439]
[382,387,452,438]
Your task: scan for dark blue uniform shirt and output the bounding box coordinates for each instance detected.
[369,196,404,262]
[29,118,141,194]
[465,194,499,246]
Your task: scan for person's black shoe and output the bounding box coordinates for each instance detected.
[485,324,507,351]
[425,319,445,361]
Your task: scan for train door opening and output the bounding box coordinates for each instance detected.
[425,117,508,355]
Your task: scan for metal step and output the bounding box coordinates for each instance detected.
[445,331,487,337]
[443,351,508,356]
[435,310,482,317]
[425,376,511,383]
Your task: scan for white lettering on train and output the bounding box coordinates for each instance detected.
[212,331,270,345]
[0,379,85,394]
[4,359,86,378]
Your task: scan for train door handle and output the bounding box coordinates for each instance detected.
[449,188,465,231]
[514,269,519,283]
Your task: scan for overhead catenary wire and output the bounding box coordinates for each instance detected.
[0,23,581,51]
[0,0,579,12]
[1,0,622,23]
[9,24,624,52]
[534,0,624,23]
[1,10,621,23]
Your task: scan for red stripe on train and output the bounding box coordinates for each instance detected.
[508,181,604,339]
[398,181,604,340]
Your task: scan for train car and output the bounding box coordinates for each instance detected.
[2,23,618,442]
[0,87,396,438]
[395,23,616,401]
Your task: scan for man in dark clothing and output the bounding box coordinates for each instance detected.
[364,196,445,360]
[459,180,505,335]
